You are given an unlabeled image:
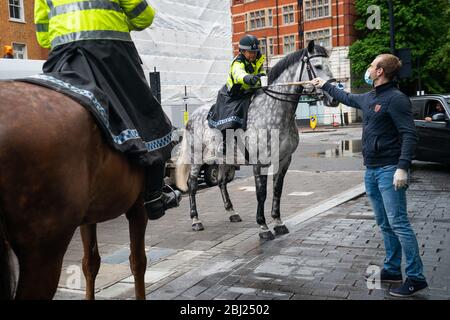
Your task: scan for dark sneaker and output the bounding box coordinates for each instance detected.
[144,187,182,220]
[389,278,428,297]
[364,268,403,283]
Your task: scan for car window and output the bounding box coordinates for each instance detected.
[425,100,437,117]
[426,99,448,118]
[411,99,425,120]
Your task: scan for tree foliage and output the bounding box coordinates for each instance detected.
[349,0,450,94]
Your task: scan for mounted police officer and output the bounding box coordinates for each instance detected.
[31,0,181,220]
[207,34,266,134]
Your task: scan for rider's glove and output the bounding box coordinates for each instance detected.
[243,74,260,86]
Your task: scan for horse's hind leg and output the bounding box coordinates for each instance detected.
[217,164,241,222]
[253,165,274,240]
[80,224,101,300]
[14,231,75,299]
[126,199,148,300]
[188,164,204,231]
[271,156,291,236]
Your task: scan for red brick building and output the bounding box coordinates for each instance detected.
[232,0,357,61]
[1,0,48,59]
[231,0,359,124]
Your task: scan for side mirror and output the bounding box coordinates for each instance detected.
[431,113,446,121]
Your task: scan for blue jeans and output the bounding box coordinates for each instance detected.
[364,165,426,281]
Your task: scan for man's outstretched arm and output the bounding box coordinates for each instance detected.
[312,78,364,109]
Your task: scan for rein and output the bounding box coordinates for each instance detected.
[261,52,334,104]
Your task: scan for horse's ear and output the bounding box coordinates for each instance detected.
[307,40,315,54]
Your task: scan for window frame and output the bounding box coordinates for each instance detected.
[246,8,273,31]
[12,42,27,59]
[304,28,332,49]
[259,38,267,57]
[268,37,275,56]
[282,5,295,25]
[304,0,330,21]
[8,0,25,23]
[283,34,296,54]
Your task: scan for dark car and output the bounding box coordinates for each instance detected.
[410,94,450,164]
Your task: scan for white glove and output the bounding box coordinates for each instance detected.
[393,168,408,190]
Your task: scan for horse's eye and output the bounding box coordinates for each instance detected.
[315,65,323,70]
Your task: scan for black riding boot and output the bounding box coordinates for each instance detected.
[144,164,182,220]
[218,130,248,163]
[217,129,228,155]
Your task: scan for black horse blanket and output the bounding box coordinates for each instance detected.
[19,40,173,166]
[207,85,254,131]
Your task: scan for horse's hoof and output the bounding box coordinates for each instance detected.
[274,224,290,236]
[229,214,242,222]
[192,222,204,231]
[259,230,275,240]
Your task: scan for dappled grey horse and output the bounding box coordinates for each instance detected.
[176,41,338,239]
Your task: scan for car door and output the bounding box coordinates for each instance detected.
[411,98,429,161]
[413,98,450,163]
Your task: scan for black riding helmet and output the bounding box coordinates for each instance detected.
[239,34,260,52]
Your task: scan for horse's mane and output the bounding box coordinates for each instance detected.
[268,45,328,83]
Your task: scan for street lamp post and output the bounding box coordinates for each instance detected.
[388,0,395,54]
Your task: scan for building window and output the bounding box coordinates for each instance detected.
[283,35,296,54]
[9,0,24,22]
[12,43,27,59]
[246,9,273,31]
[305,29,331,48]
[283,5,295,25]
[259,38,274,57]
[268,38,274,56]
[249,10,265,30]
[260,38,267,56]
[304,0,330,21]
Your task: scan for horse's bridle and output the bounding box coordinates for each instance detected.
[261,51,336,104]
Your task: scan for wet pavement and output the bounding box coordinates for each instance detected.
[53,126,450,300]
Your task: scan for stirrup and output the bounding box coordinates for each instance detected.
[162,184,181,206]
[143,194,162,206]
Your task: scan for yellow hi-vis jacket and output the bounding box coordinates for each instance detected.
[34,0,155,49]
[226,53,266,93]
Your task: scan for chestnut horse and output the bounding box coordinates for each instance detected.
[0,81,148,300]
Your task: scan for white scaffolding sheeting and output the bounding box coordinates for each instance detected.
[133,0,232,127]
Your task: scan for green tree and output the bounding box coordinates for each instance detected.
[349,0,450,94]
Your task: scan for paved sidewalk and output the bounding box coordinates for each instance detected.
[55,164,450,300]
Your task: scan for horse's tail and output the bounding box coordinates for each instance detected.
[175,128,191,192]
[0,206,14,300]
